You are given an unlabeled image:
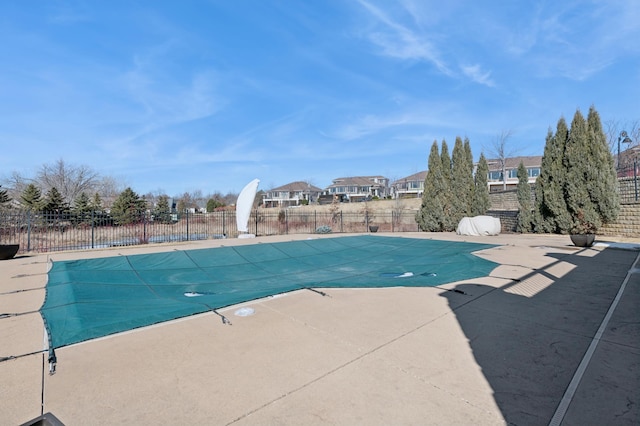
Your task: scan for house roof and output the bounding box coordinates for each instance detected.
[328,176,388,187]
[393,171,427,184]
[268,181,323,192]
[485,156,542,171]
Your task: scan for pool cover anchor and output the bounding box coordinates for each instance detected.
[48,348,57,375]
[212,309,232,326]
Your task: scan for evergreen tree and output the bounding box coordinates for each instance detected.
[586,105,619,225]
[73,192,92,213]
[439,139,455,231]
[206,198,225,212]
[90,193,103,212]
[21,184,44,210]
[473,153,490,215]
[416,141,446,231]
[111,187,147,225]
[451,136,474,225]
[154,195,172,223]
[535,119,571,233]
[554,106,620,234]
[516,161,533,232]
[564,109,600,233]
[0,185,11,208]
[463,138,475,215]
[43,187,68,214]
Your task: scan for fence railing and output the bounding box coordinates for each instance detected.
[0,209,420,255]
[618,164,639,203]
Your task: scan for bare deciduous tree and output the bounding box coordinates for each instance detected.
[485,129,518,191]
[37,159,99,205]
[604,119,640,152]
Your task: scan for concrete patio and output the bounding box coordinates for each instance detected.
[1,232,638,425]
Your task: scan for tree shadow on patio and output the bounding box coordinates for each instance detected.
[440,246,639,425]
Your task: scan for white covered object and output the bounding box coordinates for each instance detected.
[456,216,501,236]
[236,178,260,234]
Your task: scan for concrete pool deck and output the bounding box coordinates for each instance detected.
[1,232,638,425]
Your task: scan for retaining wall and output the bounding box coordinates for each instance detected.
[488,189,640,237]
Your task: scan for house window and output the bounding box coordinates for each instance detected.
[508,169,518,179]
[488,171,502,180]
[528,168,540,178]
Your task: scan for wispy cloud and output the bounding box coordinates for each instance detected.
[460,64,495,87]
[356,0,451,75]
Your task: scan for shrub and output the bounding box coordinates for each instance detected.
[315,225,332,234]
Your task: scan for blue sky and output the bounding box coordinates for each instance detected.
[1,0,639,196]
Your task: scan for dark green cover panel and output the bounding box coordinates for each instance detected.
[41,236,497,348]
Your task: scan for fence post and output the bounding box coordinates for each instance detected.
[392,211,395,233]
[255,208,259,236]
[635,159,638,201]
[27,210,32,252]
[222,210,226,236]
[340,211,343,233]
[91,211,95,249]
[143,212,147,243]
[314,210,317,232]
[186,210,190,241]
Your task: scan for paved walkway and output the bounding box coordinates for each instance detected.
[1,232,638,425]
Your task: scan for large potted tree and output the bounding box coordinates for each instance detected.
[564,107,619,247]
[535,106,619,246]
[569,210,597,247]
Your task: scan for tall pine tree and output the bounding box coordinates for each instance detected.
[535,119,571,233]
[586,105,619,225]
[516,161,532,232]
[111,187,147,225]
[73,192,92,213]
[439,140,455,231]
[43,187,68,214]
[473,154,490,215]
[90,193,104,212]
[154,195,172,223]
[21,184,44,211]
[463,138,475,215]
[416,141,446,231]
[451,136,474,225]
[564,109,599,232]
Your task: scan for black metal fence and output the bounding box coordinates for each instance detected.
[618,164,639,203]
[0,209,420,255]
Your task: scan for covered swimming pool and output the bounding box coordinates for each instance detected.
[41,235,498,349]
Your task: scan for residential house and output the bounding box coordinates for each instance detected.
[262,181,323,208]
[391,171,427,199]
[486,156,542,192]
[324,176,390,202]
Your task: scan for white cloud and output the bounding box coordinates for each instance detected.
[460,64,495,87]
[356,0,451,75]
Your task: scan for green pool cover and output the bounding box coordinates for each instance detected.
[41,235,498,349]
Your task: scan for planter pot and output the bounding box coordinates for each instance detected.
[369,225,379,233]
[0,244,19,260]
[570,234,595,247]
